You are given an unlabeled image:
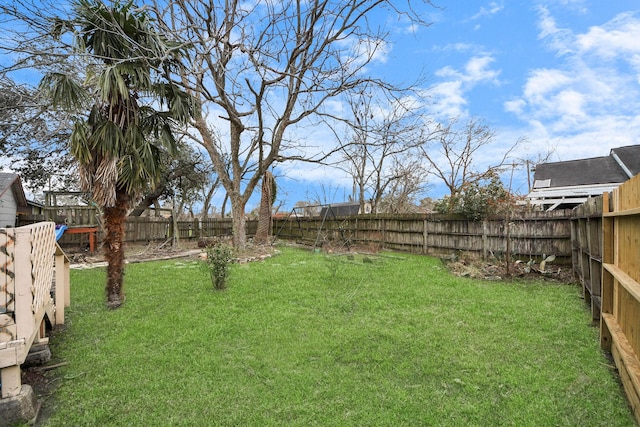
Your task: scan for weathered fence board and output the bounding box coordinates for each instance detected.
[571,196,603,320]
[601,174,640,423]
[273,211,573,262]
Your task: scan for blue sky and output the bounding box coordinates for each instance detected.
[2,1,639,214]
[271,1,640,212]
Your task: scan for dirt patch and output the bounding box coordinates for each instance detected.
[63,238,282,267]
[443,255,575,283]
[62,239,203,265]
[21,348,68,426]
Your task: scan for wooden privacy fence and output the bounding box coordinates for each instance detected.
[52,210,573,263]
[571,197,603,320]
[0,222,70,399]
[273,211,573,262]
[54,217,258,248]
[600,174,640,421]
[122,218,256,243]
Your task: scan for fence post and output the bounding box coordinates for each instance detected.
[482,220,488,260]
[600,192,614,350]
[423,218,428,254]
[382,217,386,248]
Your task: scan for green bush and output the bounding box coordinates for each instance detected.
[202,243,234,290]
[434,171,517,220]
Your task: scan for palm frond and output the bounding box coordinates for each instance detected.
[39,73,88,111]
[91,120,125,156]
[93,156,118,207]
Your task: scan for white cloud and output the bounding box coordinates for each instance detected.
[506,9,640,161]
[576,12,640,60]
[429,56,501,119]
[339,35,390,70]
[429,81,467,118]
[434,42,481,54]
[536,6,575,55]
[465,56,500,82]
[468,2,504,22]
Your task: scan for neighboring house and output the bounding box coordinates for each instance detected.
[527,145,640,211]
[0,173,30,227]
[318,201,372,218]
[27,199,45,216]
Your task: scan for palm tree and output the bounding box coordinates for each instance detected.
[40,0,195,308]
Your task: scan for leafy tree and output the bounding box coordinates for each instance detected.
[434,171,517,220]
[39,0,195,308]
[0,77,77,195]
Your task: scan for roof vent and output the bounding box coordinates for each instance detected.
[533,179,551,189]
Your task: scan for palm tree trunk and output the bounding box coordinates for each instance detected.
[254,171,273,245]
[102,188,130,309]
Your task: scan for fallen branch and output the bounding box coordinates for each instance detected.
[35,362,69,372]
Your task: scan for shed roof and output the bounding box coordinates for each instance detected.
[0,172,29,213]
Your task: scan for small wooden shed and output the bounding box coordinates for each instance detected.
[0,173,29,228]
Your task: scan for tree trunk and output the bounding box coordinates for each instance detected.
[221,194,228,218]
[230,194,247,250]
[102,187,130,309]
[254,171,273,245]
[129,184,166,216]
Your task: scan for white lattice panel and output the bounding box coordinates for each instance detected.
[28,223,55,313]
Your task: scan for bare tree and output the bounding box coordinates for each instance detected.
[335,85,428,213]
[419,117,522,203]
[376,157,427,213]
[150,0,435,249]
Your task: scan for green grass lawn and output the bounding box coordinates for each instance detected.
[40,246,635,426]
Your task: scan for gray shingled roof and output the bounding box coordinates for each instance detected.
[611,145,640,176]
[319,202,361,217]
[533,145,640,188]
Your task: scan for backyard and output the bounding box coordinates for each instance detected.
[35,245,635,426]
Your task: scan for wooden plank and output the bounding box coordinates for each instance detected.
[54,252,66,325]
[612,343,640,421]
[13,228,34,343]
[603,263,640,304]
[1,365,21,398]
[603,207,640,217]
[0,324,16,343]
[603,313,640,420]
[0,339,25,369]
[0,313,13,327]
[0,228,16,314]
[602,192,614,317]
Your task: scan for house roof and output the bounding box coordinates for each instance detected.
[611,145,640,177]
[532,144,640,189]
[319,202,361,217]
[0,172,29,213]
[527,144,640,210]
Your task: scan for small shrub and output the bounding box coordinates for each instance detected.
[203,243,234,290]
